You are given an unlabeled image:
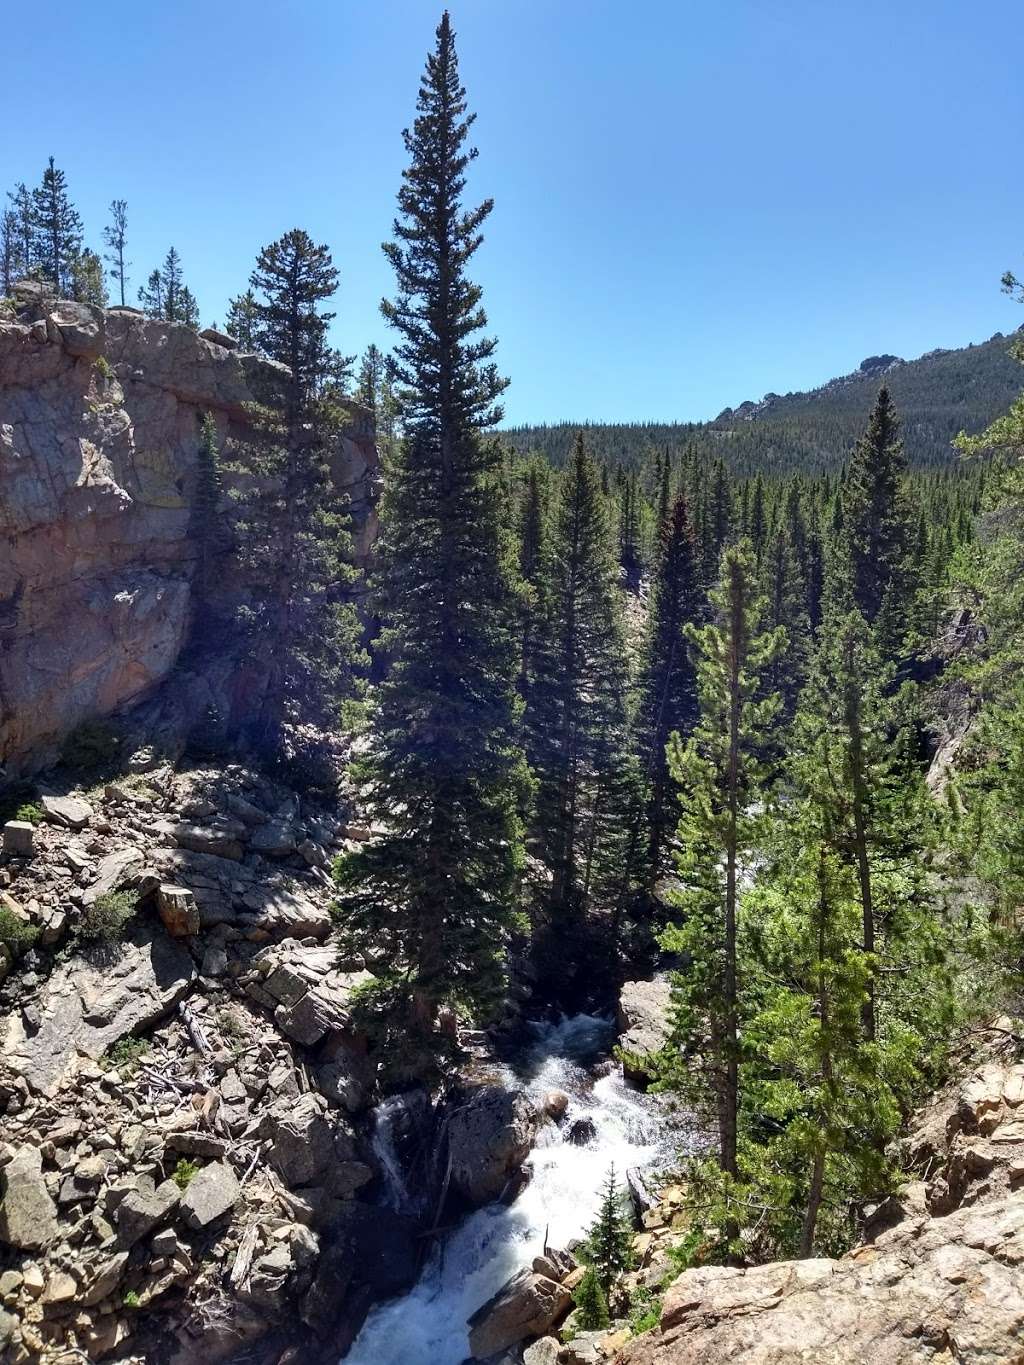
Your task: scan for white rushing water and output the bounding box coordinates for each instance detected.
[345,1014,670,1365]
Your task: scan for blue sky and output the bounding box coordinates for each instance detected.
[2,0,1021,424]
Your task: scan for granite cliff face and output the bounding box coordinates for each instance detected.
[0,283,378,776]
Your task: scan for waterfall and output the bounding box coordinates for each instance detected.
[345,1014,671,1365]
[370,1093,415,1212]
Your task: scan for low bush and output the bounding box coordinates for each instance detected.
[79,890,136,942]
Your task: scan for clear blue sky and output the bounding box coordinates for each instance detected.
[2,0,1021,424]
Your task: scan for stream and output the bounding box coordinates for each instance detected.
[344,1013,671,1365]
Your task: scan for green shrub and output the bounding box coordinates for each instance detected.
[0,781,39,825]
[60,720,122,774]
[103,1037,149,1073]
[13,802,43,825]
[172,1158,199,1190]
[80,890,136,942]
[628,1285,663,1336]
[0,906,38,953]
[94,355,113,380]
[122,1289,140,1308]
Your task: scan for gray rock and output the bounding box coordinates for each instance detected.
[524,1340,562,1365]
[181,1160,240,1229]
[617,977,672,1086]
[82,846,146,906]
[40,793,94,828]
[249,820,297,857]
[449,1085,539,1205]
[77,1250,129,1308]
[2,820,35,857]
[467,1268,572,1357]
[0,1145,59,1250]
[1,926,196,1094]
[174,820,246,861]
[116,1178,180,1248]
[262,1093,356,1189]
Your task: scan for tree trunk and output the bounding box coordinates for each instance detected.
[799,1149,825,1257]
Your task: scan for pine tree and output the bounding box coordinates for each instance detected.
[761,525,809,718]
[102,200,129,307]
[658,541,784,1184]
[139,247,199,324]
[841,387,913,635]
[31,157,83,296]
[795,611,939,1045]
[531,434,632,921]
[1,210,18,293]
[634,494,702,891]
[584,1165,633,1296]
[225,288,260,349]
[70,248,107,307]
[137,268,164,317]
[228,228,363,765]
[6,184,34,282]
[355,343,386,412]
[573,1267,610,1331]
[335,12,528,1042]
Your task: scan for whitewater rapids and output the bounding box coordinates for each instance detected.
[344,1013,670,1365]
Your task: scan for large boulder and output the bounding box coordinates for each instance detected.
[180,1160,240,1229]
[1,926,195,1094]
[617,977,672,1086]
[448,1085,539,1206]
[467,1268,572,1358]
[0,1145,59,1250]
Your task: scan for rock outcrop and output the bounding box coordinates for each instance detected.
[616,1039,1024,1365]
[0,282,379,775]
[616,977,671,1087]
[447,1084,539,1205]
[0,759,407,1364]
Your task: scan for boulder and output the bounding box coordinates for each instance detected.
[40,793,94,828]
[524,1339,562,1365]
[467,1268,572,1358]
[566,1116,598,1147]
[617,977,672,1086]
[448,1085,539,1205]
[2,820,35,857]
[116,1178,180,1248]
[542,1089,570,1120]
[180,1160,240,1229]
[174,820,246,861]
[82,845,146,905]
[262,1093,358,1190]
[0,1145,59,1250]
[157,884,200,937]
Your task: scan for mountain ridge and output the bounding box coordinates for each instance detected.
[502,324,1024,475]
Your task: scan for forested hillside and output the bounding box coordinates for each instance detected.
[504,328,1024,475]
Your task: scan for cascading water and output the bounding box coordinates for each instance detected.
[345,1014,672,1365]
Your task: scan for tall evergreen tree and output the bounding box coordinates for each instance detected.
[102,199,129,307]
[225,288,260,349]
[335,12,528,1043]
[530,435,633,924]
[228,228,363,763]
[841,387,913,634]
[634,494,702,891]
[6,184,34,282]
[658,541,783,1187]
[31,157,83,296]
[1,210,18,293]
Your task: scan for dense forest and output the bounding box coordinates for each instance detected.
[5,5,1024,1340]
[504,329,1023,476]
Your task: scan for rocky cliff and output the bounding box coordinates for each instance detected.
[0,282,379,777]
